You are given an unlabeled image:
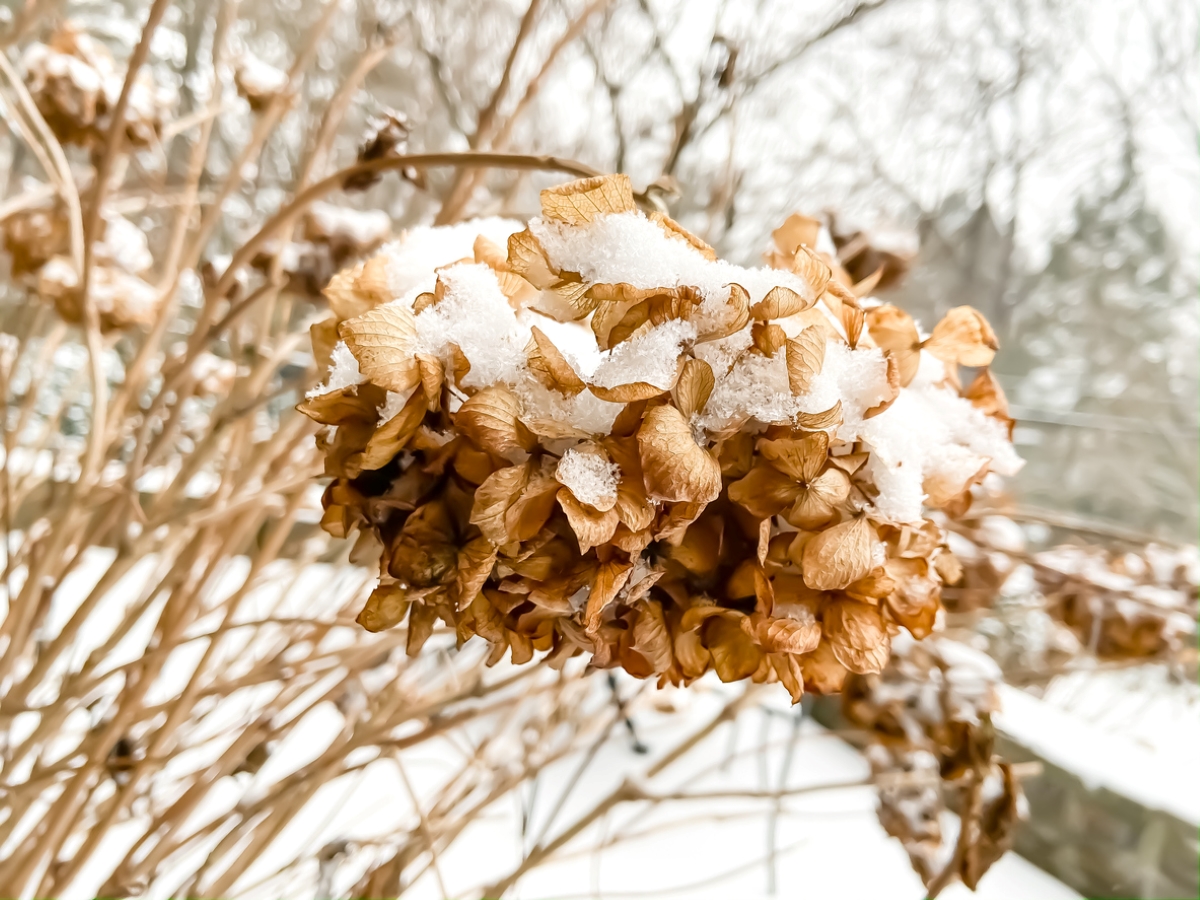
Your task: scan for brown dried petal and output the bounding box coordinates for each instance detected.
[455,385,536,455]
[824,599,890,674]
[416,353,444,411]
[557,488,620,553]
[865,305,921,387]
[757,431,828,482]
[507,229,558,290]
[786,467,851,530]
[584,559,634,632]
[637,405,722,503]
[801,517,875,590]
[339,303,420,393]
[359,388,427,470]
[750,285,811,320]
[356,584,411,633]
[698,283,750,342]
[456,537,497,610]
[526,325,587,395]
[728,464,801,518]
[799,640,848,693]
[742,612,821,655]
[470,463,530,544]
[794,401,843,431]
[785,328,826,395]
[752,322,787,356]
[864,353,901,420]
[473,234,508,270]
[707,617,764,682]
[588,381,666,403]
[924,306,999,367]
[772,213,821,258]
[672,357,715,419]
[540,174,636,223]
[793,245,832,296]
[631,600,674,674]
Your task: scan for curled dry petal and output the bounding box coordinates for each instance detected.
[965,369,1014,437]
[339,302,420,393]
[637,405,722,503]
[864,353,900,420]
[540,173,636,224]
[772,213,821,258]
[728,464,800,518]
[359,388,427,470]
[589,381,667,403]
[455,385,536,455]
[884,557,940,638]
[356,584,410,633]
[557,488,620,553]
[631,600,674,674]
[672,357,715,418]
[741,612,821,655]
[923,306,999,367]
[456,537,497,610]
[757,432,827,482]
[785,467,851,530]
[650,211,717,260]
[507,229,558,290]
[584,559,634,632]
[793,245,832,296]
[416,353,444,411]
[824,599,890,674]
[801,516,875,590]
[785,327,826,395]
[698,283,750,342]
[750,285,811,320]
[473,234,508,270]
[527,326,586,395]
[866,305,921,387]
[470,463,529,545]
[800,640,848,693]
[753,322,787,356]
[794,401,843,431]
[706,617,763,682]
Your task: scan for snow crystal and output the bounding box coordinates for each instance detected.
[556,448,620,508]
[308,341,362,397]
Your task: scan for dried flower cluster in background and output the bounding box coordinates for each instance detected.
[304,174,1021,699]
[844,637,1026,894]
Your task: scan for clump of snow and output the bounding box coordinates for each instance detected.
[414,263,526,390]
[530,213,814,326]
[235,53,289,96]
[307,202,391,248]
[591,320,695,389]
[556,448,620,508]
[849,352,1024,523]
[380,218,524,300]
[513,381,622,435]
[308,341,363,397]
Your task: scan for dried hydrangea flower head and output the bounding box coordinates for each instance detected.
[37,214,159,330]
[22,23,174,153]
[301,174,1021,699]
